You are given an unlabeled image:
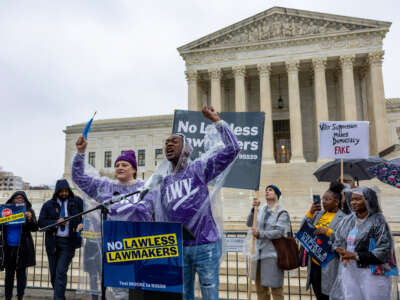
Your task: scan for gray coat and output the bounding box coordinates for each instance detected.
[247,204,290,287]
[303,209,346,295]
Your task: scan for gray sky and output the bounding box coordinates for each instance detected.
[0,0,399,186]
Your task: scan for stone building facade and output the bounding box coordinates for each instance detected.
[63,115,173,180]
[178,6,391,163]
[63,7,400,221]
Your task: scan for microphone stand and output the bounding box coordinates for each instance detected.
[39,190,141,300]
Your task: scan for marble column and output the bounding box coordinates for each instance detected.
[339,55,358,120]
[286,61,305,162]
[312,57,329,161]
[257,63,275,163]
[185,70,200,110]
[368,50,389,154]
[233,65,247,112]
[209,68,222,112]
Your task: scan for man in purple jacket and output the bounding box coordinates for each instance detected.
[160,104,240,300]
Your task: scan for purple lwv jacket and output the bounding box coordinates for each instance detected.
[71,154,153,222]
[160,120,240,246]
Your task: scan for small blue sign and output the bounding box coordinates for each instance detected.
[0,204,26,225]
[295,221,335,267]
[103,221,183,293]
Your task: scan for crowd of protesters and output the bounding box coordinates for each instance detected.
[0,104,398,300]
[248,175,398,300]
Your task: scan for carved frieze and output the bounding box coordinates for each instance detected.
[193,13,375,50]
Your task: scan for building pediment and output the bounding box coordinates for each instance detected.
[178,7,391,53]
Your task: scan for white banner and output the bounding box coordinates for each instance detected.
[319,121,369,159]
[225,237,245,253]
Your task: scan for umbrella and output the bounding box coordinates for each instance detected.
[313,156,386,182]
[368,158,400,188]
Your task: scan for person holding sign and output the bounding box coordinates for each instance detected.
[302,182,346,300]
[151,104,240,300]
[0,191,38,300]
[333,186,397,300]
[72,140,153,222]
[246,185,289,300]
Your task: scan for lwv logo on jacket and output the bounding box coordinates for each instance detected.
[165,178,199,211]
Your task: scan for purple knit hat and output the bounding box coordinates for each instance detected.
[114,150,137,170]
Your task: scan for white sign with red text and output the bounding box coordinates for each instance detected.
[319,121,369,159]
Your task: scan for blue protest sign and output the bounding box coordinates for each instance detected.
[172,110,265,190]
[103,221,183,293]
[295,221,335,267]
[0,204,26,225]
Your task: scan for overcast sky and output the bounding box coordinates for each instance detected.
[0,0,399,186]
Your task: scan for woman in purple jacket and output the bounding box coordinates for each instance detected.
[71,138,153,222]
[157,104,240,300]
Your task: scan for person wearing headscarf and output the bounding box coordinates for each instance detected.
[302,182,346,300]
[155,104,240,300]
[71,140,153,222]
[333,186,397,300]
[246,184,289,300]
[0,191,38,300]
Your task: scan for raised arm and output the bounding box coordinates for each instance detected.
[198,105,240,183]
[71,136,104,201]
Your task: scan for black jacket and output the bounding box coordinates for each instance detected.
[38,179,83,255]
[0,191,39,270]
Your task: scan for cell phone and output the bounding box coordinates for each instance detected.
[313,194,321,205]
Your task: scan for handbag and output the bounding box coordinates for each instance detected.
[271,210,300,270]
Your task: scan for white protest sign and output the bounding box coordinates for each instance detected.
[225,237,245,253]
[319,121,369,159]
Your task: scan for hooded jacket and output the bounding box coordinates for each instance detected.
[0,191,38,270]
[38,180,83,255]
[333,186,393,268]
[158,120,240,246]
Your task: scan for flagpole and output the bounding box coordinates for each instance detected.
[340,158,344,183]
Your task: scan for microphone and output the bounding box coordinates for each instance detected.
[102,191,141,206]
[140,174,163,199]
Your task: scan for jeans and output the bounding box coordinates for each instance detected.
[183,240,222,300]
[4,246,27,300]
[47,237,76,300]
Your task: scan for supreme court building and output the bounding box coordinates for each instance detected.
[179,6,391,163]
[64,7,400,220]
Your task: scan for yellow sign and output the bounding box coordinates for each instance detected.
[0,212,25,224]
[106,233,179,263]
[81,231,101,239]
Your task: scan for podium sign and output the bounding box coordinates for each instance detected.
[103,221,183,293]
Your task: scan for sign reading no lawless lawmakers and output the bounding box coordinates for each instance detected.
[172,110,265,190]
[319,121,369,159]
[103,221,183,293]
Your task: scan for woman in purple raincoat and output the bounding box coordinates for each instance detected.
[72,137,153,222]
